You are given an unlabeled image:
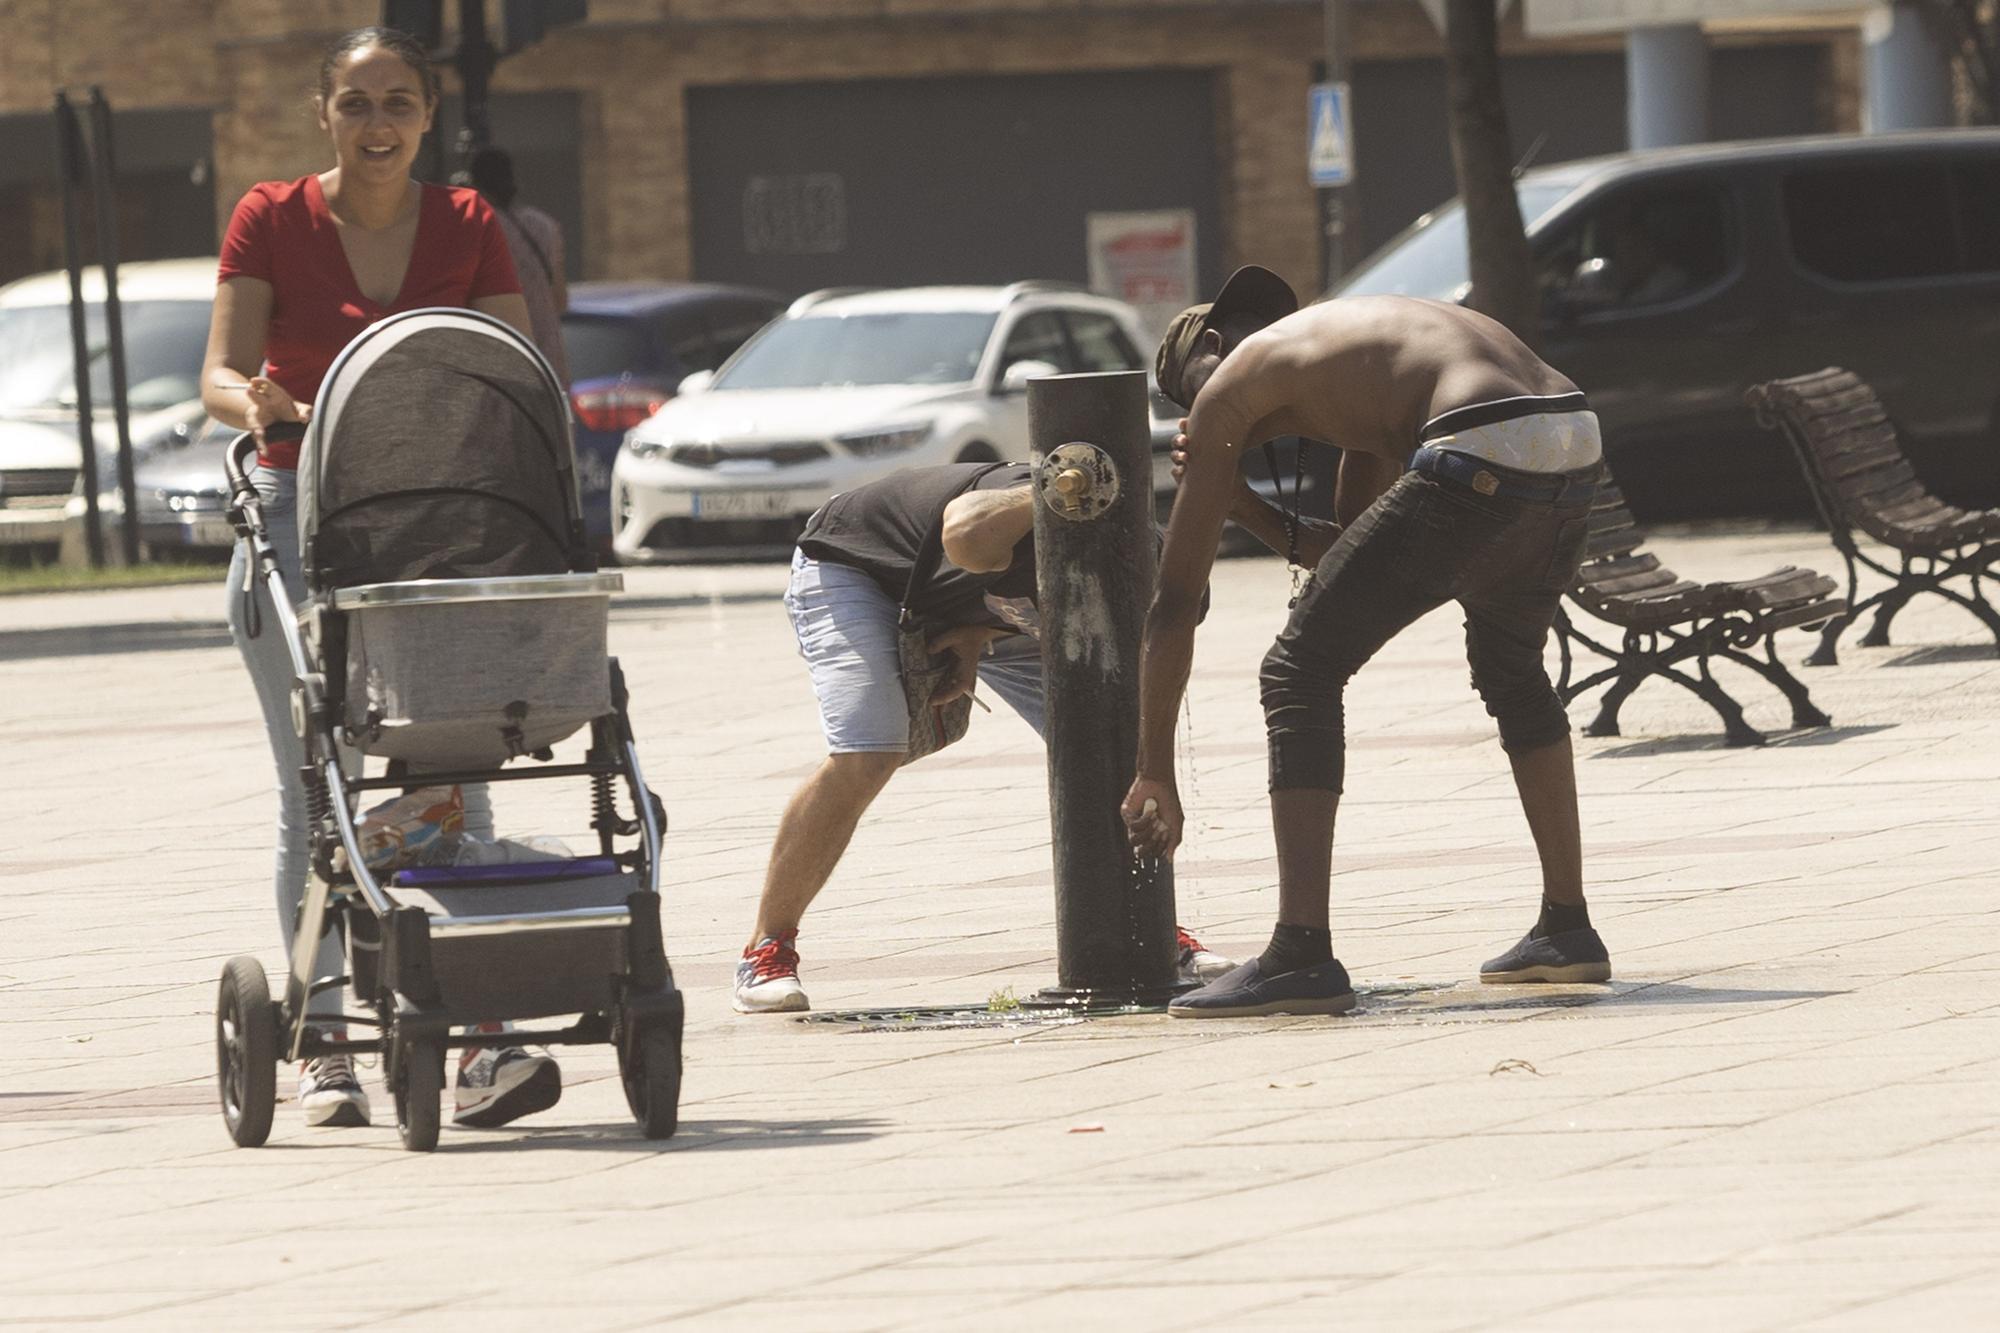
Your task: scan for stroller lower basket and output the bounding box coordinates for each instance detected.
[328,573,620,768]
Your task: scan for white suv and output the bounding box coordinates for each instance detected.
[610,282,1175,561]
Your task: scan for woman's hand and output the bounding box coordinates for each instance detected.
[1121,775,1184,861]
[926,624,1003,705]
[242,377,313,439]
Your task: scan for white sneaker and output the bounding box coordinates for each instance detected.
[734,930,809,1014]
[1177,927,1236,984]
[454,1045,562,1129]
[298,1054,370,1127]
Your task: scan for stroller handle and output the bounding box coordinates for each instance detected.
[224,423,306,492]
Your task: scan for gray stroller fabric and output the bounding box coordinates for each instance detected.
[345,587,612,768]
[297,310,607,768]
[303,313,581,591]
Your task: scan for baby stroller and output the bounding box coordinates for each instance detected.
[215,309,682,1152]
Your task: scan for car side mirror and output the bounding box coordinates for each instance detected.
[676,370,715,396]
[998,359,1060,395]
[1565,258,1620,309]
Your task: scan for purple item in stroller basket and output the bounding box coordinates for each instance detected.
[390,857,623,888]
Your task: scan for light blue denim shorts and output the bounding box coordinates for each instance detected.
[787,549,1046,754]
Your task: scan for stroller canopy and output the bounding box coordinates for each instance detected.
[299,310,585,590]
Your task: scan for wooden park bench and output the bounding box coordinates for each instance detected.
[1746,368,2000,666]
[1555,472,1843,746]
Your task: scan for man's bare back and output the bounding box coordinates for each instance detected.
[1196,296,1579,467]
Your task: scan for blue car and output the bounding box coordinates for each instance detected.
[559,282,787,548]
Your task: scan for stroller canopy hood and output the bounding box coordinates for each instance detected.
[300,309,584,589]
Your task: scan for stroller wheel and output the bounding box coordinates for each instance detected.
[216,957,277,1148]
[618,1006,683,1140]
[393,1036,443,1152]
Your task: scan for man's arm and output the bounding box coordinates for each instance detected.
[1334,450,1402,526]
[1227,483,1342,568]
[1170,431,1342,568]
[941,484,1033,572]
[1122,380,1270,858]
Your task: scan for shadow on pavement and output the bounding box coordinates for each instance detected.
[1884,643,1999,667]
[433,1115,890,1154]
[1586,724,1894,758]
[0,620,231,662]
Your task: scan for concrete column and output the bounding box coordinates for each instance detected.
[1864,2,1953,132]
[1627,24,1710,150]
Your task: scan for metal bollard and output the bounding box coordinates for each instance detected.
[1028,370,1181,1006]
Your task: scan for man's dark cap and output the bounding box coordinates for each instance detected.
[1154,264,1299,409]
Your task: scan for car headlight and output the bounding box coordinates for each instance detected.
[624,429,670,461]
[836,422,934,457]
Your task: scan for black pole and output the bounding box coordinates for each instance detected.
[1028,370,1181,1007]
[53,91,104,569]
[455,0,496,167]
[1320,0,1357,292]
[87,88,141,566]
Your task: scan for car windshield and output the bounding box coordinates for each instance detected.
[1334,183,1577,299]
[0,299,212,414]
[715,311,997,389]
[561,315,658,383]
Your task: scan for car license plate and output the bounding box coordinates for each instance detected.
[186,517,238,547]
[690,490,794,519]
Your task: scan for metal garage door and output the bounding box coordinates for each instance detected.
[687,70,1223,297]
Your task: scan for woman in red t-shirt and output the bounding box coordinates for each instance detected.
[203,26,559,1135]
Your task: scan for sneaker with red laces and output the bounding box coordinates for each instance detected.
[735,929,809,1014]
[1177,926,1236,984]
[454,1043,562,1129]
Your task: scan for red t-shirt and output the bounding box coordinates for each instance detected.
[216,175,522,468]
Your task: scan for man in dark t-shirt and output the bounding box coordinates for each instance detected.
[735,463,1233,1013]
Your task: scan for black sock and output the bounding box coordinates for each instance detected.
[1532,899,1591,940]
[1258,922,1334,974]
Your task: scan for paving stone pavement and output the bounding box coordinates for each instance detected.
[1,524,1996,1331]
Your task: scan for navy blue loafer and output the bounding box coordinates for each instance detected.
[1479,927,1612,984]
[1167,957,1357,1019]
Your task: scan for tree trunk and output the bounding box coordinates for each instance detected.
[1921,0,1997,122]
[1442,0,1540,347]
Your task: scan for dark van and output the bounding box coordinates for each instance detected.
[1333,130,2000,519]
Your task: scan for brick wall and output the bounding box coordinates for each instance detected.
[0,0,1857,291]
[0,0,223,111]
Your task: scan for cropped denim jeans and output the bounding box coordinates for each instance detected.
[225,465,491,1016]
[1260,462,1596,794]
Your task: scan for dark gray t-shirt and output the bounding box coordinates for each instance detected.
[796,463,1036,630]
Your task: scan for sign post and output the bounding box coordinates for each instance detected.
[1313,0,1359,290]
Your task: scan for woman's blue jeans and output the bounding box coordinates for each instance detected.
[225,466,491,1018]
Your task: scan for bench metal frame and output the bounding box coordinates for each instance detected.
[1749,368,2000,666]
[1555,472,1839,747]
[1556,603,1833,748]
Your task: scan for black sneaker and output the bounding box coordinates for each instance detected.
[1479,927,1612,984]
[1167,957,1357,1019]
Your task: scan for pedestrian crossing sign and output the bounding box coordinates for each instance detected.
[1308,82,1354,187]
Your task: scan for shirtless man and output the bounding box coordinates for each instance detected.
[1121,266,1610,1018]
